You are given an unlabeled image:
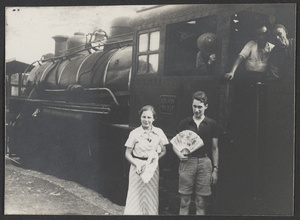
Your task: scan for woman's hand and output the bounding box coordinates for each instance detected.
[158,145,166,159]
[136,163,145,175]
[125,147,146,171]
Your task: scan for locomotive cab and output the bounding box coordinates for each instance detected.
[127,4,294,215]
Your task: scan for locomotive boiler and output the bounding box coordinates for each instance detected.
[7,4,295,215]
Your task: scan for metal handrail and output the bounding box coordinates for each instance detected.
[38,39,132,64]
[43,87,120,106]
[84,87,120,106]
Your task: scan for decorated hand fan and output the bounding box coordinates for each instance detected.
[171,130,204,155]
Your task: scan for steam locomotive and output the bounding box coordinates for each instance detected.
[6,4,295,215]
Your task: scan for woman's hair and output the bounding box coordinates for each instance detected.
[138,105,157,119]
[192,91,208,105]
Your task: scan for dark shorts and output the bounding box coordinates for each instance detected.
[178,156,212,196]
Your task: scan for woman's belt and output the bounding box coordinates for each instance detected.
[132,153,148,160]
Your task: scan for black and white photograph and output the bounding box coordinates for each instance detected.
[3,2,297,217]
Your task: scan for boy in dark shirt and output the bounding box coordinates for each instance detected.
[172,91,219,215]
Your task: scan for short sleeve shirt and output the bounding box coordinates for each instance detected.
[125,126,169,158]
[239,40,274,72]
[177,116,219,157]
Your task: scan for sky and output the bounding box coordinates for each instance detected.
[5,6,144,64]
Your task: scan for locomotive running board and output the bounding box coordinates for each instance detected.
[25,99,112,115]
[44,106,111,114]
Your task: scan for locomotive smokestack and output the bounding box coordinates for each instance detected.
[52,35,69,57]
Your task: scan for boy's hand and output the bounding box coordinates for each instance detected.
[178,152,189,161]
[224,71,235,80]
[208,54,216,65]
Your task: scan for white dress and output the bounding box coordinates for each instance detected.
[123,126,169,215]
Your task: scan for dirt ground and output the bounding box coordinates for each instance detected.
[4,157,124,215]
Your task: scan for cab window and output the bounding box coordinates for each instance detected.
[9,73,29,97]
[137,30,160,74]
[165,15,217,76]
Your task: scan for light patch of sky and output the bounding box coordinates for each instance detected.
[5,6,139,63]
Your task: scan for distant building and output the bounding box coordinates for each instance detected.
[6,58,34,102]
[5,58,35,155]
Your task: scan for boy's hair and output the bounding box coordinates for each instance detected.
[192,91,208,105]
[138,105,157,119]
[273,24,287,33]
